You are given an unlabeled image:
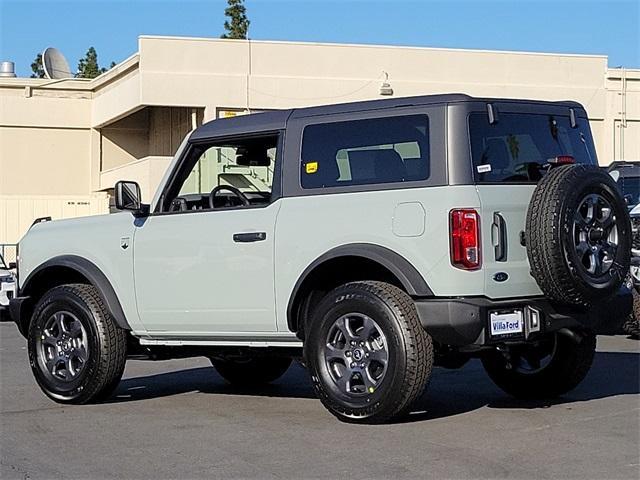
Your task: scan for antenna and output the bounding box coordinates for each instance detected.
[42,47,73,79]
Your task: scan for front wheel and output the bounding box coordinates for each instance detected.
[305,281,433,424]
[481,331,596,399]
[28,284,127,404]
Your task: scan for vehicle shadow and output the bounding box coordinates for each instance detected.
[106,351,640,424]
[402,350,640,423]
[107,363,318,403]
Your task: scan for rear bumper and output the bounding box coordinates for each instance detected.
[414,290,633,346]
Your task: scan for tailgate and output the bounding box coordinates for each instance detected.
[477,185,542,299]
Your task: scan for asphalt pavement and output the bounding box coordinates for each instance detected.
[1,322,638,480]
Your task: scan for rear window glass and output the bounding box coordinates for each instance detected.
[469,113,597,183]
[301,115,429,189]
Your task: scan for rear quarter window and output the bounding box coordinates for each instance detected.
[300,115,430,189]
[469,112,597,183]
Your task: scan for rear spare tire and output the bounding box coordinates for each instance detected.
[526,164,631,306]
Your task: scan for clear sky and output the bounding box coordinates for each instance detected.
[1,0,638,78]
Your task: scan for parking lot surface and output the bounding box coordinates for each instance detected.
[1,322,638,480]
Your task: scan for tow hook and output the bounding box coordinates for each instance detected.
[557,328,583,344]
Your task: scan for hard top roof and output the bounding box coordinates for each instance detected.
[190,93,584,141]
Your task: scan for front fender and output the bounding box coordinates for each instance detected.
[20,255,131,332]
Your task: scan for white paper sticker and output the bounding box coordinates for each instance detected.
[477,164,492,173]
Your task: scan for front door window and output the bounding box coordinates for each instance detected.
[162,136,278,212]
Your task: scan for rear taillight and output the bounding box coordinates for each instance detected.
[450,209,481,270]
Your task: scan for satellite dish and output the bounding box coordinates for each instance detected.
[42,47,73,79]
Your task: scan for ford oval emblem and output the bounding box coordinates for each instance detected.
[493,272,509,282]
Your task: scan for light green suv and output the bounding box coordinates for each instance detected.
[10,94,632,423]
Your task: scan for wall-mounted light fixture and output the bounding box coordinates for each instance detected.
[380,71,393,96]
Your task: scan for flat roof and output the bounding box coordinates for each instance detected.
[140,35,610,61]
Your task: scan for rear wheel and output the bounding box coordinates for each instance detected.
[211,356,292,385]
[481,331,596,399]
[28,284,127,404]
[305,281,433,424]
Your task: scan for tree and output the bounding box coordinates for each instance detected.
[76,47,111,79]
[30,53,45,78]
[221,0,249,39]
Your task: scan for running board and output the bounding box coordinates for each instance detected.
[138,335,303,348]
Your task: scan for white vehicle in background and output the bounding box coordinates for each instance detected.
[0,255,16,320]
[608,162,640,337]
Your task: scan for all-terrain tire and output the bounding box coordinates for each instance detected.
[211,356,292,385]
[526,164,631,306]
[305,281,433,424]
[482,331,596,399]
[28,284,127,404]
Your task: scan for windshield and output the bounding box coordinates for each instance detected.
[469,112,597,183]
[0,255,6,270]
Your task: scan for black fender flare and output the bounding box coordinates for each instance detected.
[20,255,130,331]
[287,243,433,331]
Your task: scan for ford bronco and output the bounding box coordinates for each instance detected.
[10,94,632,423]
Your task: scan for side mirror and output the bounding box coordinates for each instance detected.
[115,181,148,215]
[8,262,16,270]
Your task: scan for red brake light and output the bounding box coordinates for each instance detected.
[450,209,481,270]
[547,155,575,165]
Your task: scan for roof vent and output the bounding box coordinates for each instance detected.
[0,61,17,78]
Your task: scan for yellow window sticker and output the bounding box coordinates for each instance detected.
[305,162,318,174]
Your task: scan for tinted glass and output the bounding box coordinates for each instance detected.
[611,165,640,209]
[469,113,597,183]
[619,177,640,209]
[301,115,429,189]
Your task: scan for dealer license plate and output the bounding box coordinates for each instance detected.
[489,310,524,337]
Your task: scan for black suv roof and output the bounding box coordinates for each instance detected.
[191,93,583,141]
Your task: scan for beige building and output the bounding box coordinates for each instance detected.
[1,35,639,245]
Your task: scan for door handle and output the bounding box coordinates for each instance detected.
[233,232,267,243]
[492,212,508,262]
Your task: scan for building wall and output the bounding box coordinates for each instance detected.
[0,194,109,245]
[605,69,640,162]
[0,127,91,195]
[0,84,92,196]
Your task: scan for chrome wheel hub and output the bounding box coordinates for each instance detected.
[324,313,388,396]
[37,311,89,381]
